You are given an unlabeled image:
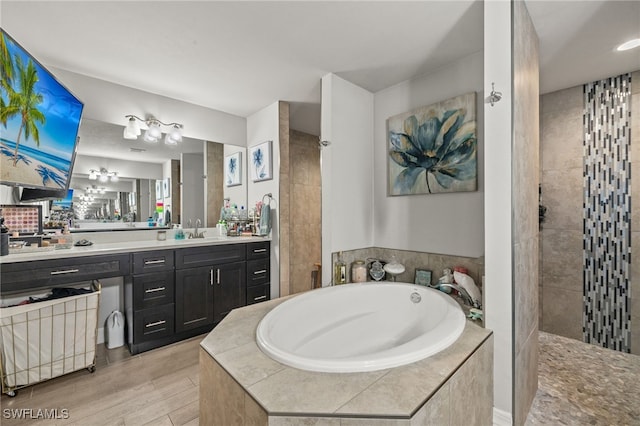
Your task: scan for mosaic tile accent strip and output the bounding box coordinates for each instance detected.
[583,74,632,353]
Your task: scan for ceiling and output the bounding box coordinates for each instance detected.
[2,0,639,157]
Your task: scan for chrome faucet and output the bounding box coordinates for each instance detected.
[189,218,206,239]
[435,283,481,309]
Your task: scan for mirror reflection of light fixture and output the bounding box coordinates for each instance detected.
[124,115,184,145]
[88,168,119,182]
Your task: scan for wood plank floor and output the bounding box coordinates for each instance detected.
[4,330,637,425]
[0,335,204,426]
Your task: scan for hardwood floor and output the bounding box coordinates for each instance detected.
[1,335,204,426]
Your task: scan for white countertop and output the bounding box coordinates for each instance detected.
[0,229,269,263]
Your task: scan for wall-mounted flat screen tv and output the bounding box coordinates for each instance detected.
[20,187,67,202]
[51,188,73,209]
[0,29,84,191]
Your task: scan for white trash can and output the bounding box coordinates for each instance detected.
[105,310,125,349]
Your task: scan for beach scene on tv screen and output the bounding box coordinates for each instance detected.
[0,32,83,190]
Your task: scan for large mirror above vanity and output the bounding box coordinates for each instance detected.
[68,118,248,232]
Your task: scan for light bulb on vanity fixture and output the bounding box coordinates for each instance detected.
[124,115,183,145]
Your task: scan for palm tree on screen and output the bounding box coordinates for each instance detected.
[0,55,46,166]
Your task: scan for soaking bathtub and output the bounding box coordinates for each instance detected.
[256,282,465,373]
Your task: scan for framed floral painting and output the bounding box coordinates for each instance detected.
[387,92,477,195]
[249,140,272,182]
[225,152,242,187]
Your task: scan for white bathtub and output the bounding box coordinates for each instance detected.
[256,282,466,373]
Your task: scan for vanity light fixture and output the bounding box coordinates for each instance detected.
[124,115,183,145]
[617,38,640,51]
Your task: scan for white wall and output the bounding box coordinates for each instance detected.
[373,51,484,258]
[484,0,514,421]
[321,74,374,285]
[247,101,281,298]
[50,67,247,147]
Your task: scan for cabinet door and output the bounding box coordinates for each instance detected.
[212,261,247,324]
[175,266,214,332]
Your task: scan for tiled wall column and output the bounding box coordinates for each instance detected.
[583,74,632,352]
[630,72,639,354]
[289,129,321,294]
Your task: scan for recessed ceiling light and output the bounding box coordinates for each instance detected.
[617,38,640,51]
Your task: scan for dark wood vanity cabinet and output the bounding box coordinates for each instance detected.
[1,253,130,294]
[174,245,247,330]
[246,241,271,305]
[1,240,270,355]
[126,250,176,353]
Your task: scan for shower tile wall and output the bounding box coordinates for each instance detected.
[540,70,639,355]
[541,85,591,341]
[289,129,321,294]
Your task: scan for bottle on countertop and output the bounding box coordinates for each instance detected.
[0,216,9,256]
[351,260,367,283]
[334,251,347,285]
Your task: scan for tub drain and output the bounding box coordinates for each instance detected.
[410,292,421,303]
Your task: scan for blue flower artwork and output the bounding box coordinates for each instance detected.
[387,92,477,195]
[225,151,242,186]
[249,141,272,182]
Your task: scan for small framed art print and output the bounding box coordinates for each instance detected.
[414,269,432,286]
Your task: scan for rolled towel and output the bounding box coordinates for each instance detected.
[453,271,481,305]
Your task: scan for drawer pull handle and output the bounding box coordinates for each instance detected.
[210,269,214,286]
[217,269,221,285]
[253,248,267,253]
[254,295,267,301]
[50,269,79,275]
[145,287,166,294]
[253,269,267,275]
[146,320,166,328]
[144,259,166,265]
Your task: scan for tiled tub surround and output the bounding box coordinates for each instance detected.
[199,297,493,425]
[332,248,484,290]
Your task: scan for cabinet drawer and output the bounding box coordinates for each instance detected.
[133,250,174,274]
[1,254,130,294]
[133,271,175,309]
[247,284,270,305]
[246,259,269,287]
[134,304,175,343]
[175,244,245,269]
[246,241,270,260]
